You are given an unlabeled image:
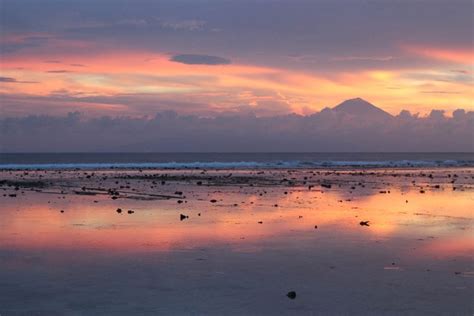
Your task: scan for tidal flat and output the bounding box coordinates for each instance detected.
[0,168,473,315]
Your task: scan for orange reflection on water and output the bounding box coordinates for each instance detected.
[0,186,472,258]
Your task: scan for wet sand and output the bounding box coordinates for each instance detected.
[1,168,473,315]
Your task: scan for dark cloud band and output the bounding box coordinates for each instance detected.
[170,54,231,65]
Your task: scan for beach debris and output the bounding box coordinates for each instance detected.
[177,200,183,204]
[258,221,263,224]
[210,199,217,203]
[60,210,64,213]
[286,291,296,299]
[116,208,122,214]
[180,214,189,221]
[359,221,370,226]
[127,210,134,214]
[419,190,425,193]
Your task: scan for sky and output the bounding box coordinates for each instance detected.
[0,0,473,118]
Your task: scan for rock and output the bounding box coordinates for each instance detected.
[180,214,189,221]
[210,199,217,203]
[359,221,370,226]
[258,221,263,224]
[116,208,122,214]
[321,183,331,189]
[127,210,134,214]
[287,291,296,299]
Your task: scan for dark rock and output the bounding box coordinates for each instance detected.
[359,221,370,226]
[287,291,296,299]
[180,214,189,221]
[116,208,122,214]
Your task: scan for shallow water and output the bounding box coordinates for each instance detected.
[0,168,473,315]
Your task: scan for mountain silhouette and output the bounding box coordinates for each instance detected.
[332,98,393,120]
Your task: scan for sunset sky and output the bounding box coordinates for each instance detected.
[1,0,473,117]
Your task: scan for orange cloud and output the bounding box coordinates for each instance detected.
[403,44,474,64]
[1,47,473,116]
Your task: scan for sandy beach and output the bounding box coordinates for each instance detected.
[0,167,473,315]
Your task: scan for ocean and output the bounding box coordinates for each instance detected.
[0,153,473,170]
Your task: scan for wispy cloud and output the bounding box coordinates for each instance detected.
[0,76,37,84]
[403,44,473,64]
[330,56,395,62]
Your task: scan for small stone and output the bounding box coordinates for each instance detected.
[180,214,189,221]
[287,291,296,299]
[359,221,370,226]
